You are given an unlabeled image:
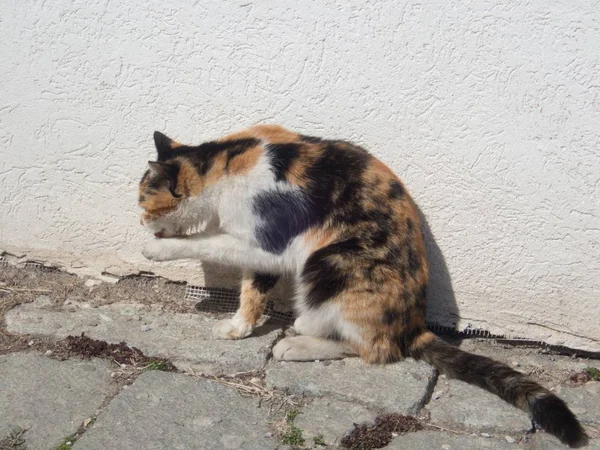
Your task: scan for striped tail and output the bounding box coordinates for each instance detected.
[408,330,588,447]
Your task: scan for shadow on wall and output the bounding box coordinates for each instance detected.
[415,204,460,331]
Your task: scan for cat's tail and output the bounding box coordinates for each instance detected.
[408,330,587,448]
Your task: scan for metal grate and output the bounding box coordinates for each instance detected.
[186,284,295,324]
[185,285,600,358]
[23,261,45,271]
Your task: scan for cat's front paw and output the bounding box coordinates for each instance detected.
[212,316,253,340]
[142,238,183,261]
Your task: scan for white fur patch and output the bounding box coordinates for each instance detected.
[272,336,356,361]
[212,313,254,340]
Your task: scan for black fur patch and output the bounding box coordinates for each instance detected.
[530,395,587,447]
[253,190,324,254]
[147,162,180,195]
[154,131,173,161]
[267,143,301,182]
[408,247,421,276]
[302,241,362,308]
[251,273,280,294]
[389,180,404,199]
[299,134,323,143]
[383,308,400,325]
[303,142,371,226]
[174,138,259,176]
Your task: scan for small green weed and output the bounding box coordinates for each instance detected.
[585,367,600,381]
[144,358,176,372]
[313,434,326,446]
[286,409,301,422]
[0,426,27,450]
[281,425,305,446]
[280,408,305,447]
[56,434,77,450]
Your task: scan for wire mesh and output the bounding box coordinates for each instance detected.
[185,284,296,324]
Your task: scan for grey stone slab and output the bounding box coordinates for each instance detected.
[73,371,276,450]
[385,430,519,449]
[0,352,113,450]
[294,398,377,446]
[266,358,436,414]
[426,377,531,434]
[522,431,600,450]
[552,382,600,424]
[5,302,281,374]
[456,340,591,385]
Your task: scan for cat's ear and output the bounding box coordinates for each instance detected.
[153,131,182,160]
[147,161,182,197]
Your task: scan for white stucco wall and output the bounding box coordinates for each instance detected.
[1,0,599,351]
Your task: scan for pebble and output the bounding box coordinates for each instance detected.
[512,361,520,367]
[264,432,273,438]
[481,433,491,438]
[505,436,516,443]
[28,340,34,346]
[250,377,263,386]
[45,350,53,356]
[85,279,102,288]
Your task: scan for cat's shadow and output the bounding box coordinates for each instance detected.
[198,205,460,338]
[415,205,460,334]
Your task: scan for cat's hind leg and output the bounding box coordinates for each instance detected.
[272,335,356,361]
[213,271,279,339]
[273,309,358,361]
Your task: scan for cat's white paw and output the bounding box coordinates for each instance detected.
[212,317,253,340]
[273,336,355,361]
[142,238,183,261]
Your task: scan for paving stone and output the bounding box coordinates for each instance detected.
[266,358,436,414]
[385,430,519,449]
[0,352,113,450]
[456,340,590,386]
[5,302,281,374]
[426,377,531,434]
[552,382,600,424]
[294,398,377,446]
[521,431,600,450]
[73,371,275,450]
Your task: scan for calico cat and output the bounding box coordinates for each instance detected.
[139,125,586,447]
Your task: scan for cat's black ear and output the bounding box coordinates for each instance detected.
[147,161,182,197]
[153,131,181,161]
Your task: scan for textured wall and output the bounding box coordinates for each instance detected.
[1,0,599,350]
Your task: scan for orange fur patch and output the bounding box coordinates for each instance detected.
[141,190,179,218]
[409,330,436,351]
[227,145,263,175]
[239,272,270,325]
[175,159,205,197]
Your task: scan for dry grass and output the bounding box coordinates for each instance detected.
[0,427,27,450]
[188,369,301,414]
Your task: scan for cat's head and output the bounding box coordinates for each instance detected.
[138,132,203,238]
